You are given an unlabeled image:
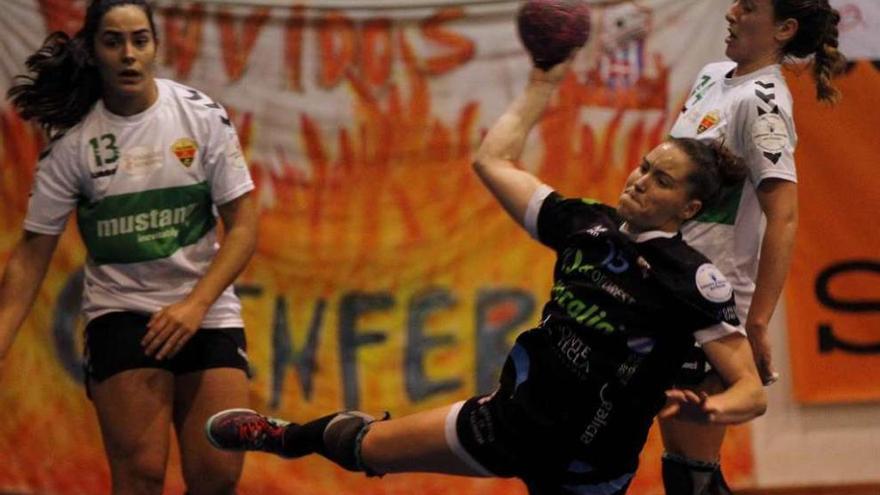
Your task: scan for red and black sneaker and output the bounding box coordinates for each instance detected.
[205,408,293,457]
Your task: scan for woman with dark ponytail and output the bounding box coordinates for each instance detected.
[1,1,257,493]
[661,1,846,494]
[8,0,157,137]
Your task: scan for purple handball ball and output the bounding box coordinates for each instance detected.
[517,0,591,70]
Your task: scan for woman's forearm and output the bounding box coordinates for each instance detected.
[475,73,558,167]
[706,375,767,424]
[185,194,258,311]
[472,64,571,225]
[0,232,59,358]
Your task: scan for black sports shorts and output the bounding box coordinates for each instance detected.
[84,311,249,385]
[452,328,636,495]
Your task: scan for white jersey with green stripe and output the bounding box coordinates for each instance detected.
[669,62,797,315]
[24,79,254,327]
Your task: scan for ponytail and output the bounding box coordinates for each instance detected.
[774,0,847,104]
[7,32,101,138]
[811,7,846,104]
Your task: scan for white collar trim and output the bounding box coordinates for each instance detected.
[620,223,677,243]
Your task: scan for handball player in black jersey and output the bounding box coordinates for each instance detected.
[203,58,767,495]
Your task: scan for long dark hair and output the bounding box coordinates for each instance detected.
[774,0,847,104]
[6,0,158,138]
[671,137,748,218]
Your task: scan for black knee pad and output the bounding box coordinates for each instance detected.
[662,452,730,495]
[321,411,380,474]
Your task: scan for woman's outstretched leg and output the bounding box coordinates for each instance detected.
[206,403,492,477]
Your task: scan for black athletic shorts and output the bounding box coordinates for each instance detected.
[451,328,636,495]
[84,311,249,385]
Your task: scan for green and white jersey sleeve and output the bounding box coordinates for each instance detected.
[669,62,797,316]
[24,79,254,327]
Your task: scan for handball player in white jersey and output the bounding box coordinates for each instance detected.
[1,1,257,493]
[658,1,846,493]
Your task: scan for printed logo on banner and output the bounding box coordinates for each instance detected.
[836,3,878,60]
[171,138,199,168]
[838,3,865,32]
[596,4,653,89]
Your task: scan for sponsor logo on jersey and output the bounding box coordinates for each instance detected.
[560,248,635,304]
[120,146,164,176]
[616,354,644,385]
[552,325,592,379]
[580,383,614,445]
[695,263,733,303]
[77,182,215,265]
[551,282,619,333]
[718,305,738,322]
[96,203,199,239]
[171,138,199,167]
[697,110,720,134]
[468,404,497,445]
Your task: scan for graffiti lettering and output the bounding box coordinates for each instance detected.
[51,270,537,410]
[155,6,474,88]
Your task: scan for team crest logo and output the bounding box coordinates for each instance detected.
[171,138,198,167]
[697,110,720,134]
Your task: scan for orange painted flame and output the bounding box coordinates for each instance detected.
[0,108,43,229]
[250,41,485,294]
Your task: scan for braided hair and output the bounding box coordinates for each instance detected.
[774,0,847,104]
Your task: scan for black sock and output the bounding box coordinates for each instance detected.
[708,467,733,495]
[662,452,720,495]
[281,412,338,458]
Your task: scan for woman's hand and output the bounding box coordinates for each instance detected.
[142,298,209,360]
[529,55,575,85]
[659,388,721,423]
